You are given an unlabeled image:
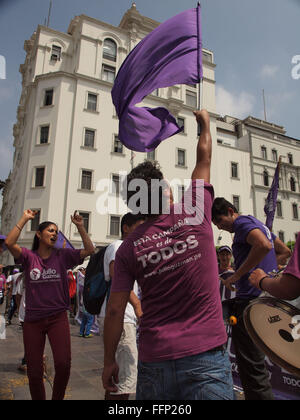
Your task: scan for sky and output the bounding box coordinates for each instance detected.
[0,0,299,206]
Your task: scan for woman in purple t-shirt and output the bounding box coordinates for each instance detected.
[4,209,94,400]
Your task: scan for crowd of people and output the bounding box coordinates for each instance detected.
[0,109,299,401]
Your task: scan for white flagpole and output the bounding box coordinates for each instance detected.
[197,2,202,111]
[47,0,52,27]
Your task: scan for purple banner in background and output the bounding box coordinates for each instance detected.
[264,160,280,231]
[54,231,74,249]
[0,235,6,251]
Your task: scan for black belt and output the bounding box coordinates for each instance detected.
[207,344,225,353]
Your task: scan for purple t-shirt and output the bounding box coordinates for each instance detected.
[16,247,83,322]
[232,215,278,299]
[284,233,300,279]
[113,181,227,363]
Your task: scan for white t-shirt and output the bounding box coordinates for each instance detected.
[16,276,26,322]
[100,240,138,325]
[6,272,22,295]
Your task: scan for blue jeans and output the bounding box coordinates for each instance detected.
[136,347,234,400]
[80,311,94,336]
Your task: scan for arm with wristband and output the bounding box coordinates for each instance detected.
[5,209,38,260]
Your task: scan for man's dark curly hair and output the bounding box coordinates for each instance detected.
[212,197,238,222]
[122,160,167,216]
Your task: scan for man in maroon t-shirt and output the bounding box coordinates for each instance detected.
[102,110,233,401]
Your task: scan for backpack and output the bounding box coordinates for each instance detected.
[83,246,110,315]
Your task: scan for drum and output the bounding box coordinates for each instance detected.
[244,297,300,377]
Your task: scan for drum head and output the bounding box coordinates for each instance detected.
[244,297,300,377]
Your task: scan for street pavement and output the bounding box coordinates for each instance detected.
[0,307,243,401]
[0,309,108,400]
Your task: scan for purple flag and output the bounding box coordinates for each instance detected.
[112,5,203,152]
[264,160,281,230]
[0,234,6,251]
[54,231,74,249]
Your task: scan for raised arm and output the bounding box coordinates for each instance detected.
[191,109,212,183]
[71,211,95,259]
[5,210,38,260]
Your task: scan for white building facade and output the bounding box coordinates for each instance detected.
[1,4,299,265]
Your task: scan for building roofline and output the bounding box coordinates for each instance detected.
[67,14,129,36]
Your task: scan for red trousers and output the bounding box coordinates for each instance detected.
[23,311,71,400]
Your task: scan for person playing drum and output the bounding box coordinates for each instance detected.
[250,232,300,300]
[212,198,291,400]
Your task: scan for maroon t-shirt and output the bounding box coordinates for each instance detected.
[113,181,227,362]
[284,233,300,280]
[16,247,82,322]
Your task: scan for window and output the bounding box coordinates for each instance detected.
[263,170,269,187]
[79,212,90,233]
[147,151,155,161]
[202,51,212,63]
[288,153,294,165]
[30,210,41,232]
[40,125,49,144]
[110,216,120,236]
[177,149,186,167]
[103,39,117,62]
[178,185,185,202]
[35,167,45,187]
[261,146,267,160]
[51,45,61,61]
[112,174,120,196]
[81,170,92,191]
[113,136,123,154]
[272,149,278,162]
[177,117,185,133]
[44,89,53,106]
[232,195,240,213]
[87,93,97,111]
[84,129,95,148]
[276,201,283,217]
[278,231,285,243]
[292,203,299,219]
[186,90,197,108]
[290,177,296,192]
[231,162,238,179]
[101,64,116,83]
